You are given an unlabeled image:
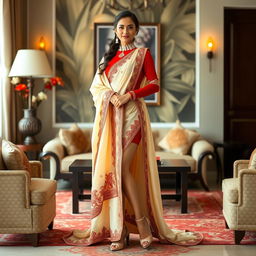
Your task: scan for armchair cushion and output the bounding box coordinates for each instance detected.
[59,123,90,155]
[1,140,31,175]
[248,148,256,170]
[30,178,57,205]
[158,120,200,155]
[222,178,238,203]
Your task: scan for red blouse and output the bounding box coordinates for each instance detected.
[105,48,159,98]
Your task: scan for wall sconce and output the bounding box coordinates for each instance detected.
[38,36,46,50]
[207,37,214,72]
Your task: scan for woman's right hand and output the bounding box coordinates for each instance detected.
[110,94,119,108]
[110,93,131,108]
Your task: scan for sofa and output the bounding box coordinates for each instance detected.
[0,138,57,246]
[41,122,214,191]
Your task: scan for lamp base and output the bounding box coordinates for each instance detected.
[23,136,37,145]
[18,108,41,145]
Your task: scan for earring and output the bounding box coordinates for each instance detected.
[115,37,119,44]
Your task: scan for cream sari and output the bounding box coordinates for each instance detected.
[64,48,202,246]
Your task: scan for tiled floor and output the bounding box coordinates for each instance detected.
[1,169,256,255]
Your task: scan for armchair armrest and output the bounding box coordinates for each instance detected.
[30,178,57,205]
[238,169,256,207]
[0,170,30,208]
[191,140,214,189]
[191,140,214,172]
[40,137,65,180]
[233,160,249,178]
[191,140,214,160]
[42,137,65,159]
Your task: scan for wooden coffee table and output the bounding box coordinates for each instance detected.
[69,159,190,214]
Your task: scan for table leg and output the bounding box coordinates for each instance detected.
[72,171,79,214]
[175,172,181,201]
[180,170,188,213]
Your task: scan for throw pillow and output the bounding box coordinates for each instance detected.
[59,123,90,155]
[2,140,31,175]
[158,120,200,155]
[248,148,256,170]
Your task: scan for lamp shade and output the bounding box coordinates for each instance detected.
[9,49,52,78]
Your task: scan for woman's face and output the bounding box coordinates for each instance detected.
[115,17,138,46]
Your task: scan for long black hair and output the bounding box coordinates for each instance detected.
[98,11,139,74]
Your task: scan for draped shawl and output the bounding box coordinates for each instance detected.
[64,48,202,246]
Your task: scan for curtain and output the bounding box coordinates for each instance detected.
[0,0,27,142]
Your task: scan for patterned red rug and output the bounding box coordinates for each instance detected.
[1,190,256,248]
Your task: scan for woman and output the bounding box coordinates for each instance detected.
[64,10,202,250]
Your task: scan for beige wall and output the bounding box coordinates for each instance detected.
[27,0,256,144]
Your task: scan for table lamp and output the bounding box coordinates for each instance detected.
[9,49,52,144]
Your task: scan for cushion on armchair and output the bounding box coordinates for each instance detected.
[1,140,31,175]
[158,120,200,155]
[59,123,90,155]
[248,148,256,170]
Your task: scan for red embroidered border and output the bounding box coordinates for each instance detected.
[91,172,118,219]
[126,48,148,92]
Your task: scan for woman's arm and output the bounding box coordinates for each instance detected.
[129,49,159,100]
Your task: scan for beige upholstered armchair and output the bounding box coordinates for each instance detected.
[222,159,256,244]
[0,139,57,246]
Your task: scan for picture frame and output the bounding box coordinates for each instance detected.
[94,23,161,105]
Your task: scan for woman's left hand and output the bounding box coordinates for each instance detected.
[115,93,131,108]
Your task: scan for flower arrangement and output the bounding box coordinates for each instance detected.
[11,77,64,109]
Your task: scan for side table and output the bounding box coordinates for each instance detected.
[17,144,42,160]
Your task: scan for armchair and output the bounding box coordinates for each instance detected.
[222,159,256,244]
[0,140,57,246]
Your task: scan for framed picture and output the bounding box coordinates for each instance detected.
[94,23,161,105]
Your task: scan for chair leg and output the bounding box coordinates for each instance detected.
[31,233,39,247]
[234,230,245,244]
[48,221,54,230]
[199,175,210,191]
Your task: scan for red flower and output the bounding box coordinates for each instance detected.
[56,76,64,86]
[51,77,57,86]
[44,82,53,90]
[15,83,27,91]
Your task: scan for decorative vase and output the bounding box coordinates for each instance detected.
[18,108,41,145]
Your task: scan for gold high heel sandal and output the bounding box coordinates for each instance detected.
[110,226,130,251]
[136,216,153,249]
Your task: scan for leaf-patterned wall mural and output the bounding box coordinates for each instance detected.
[55,0,196,124]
